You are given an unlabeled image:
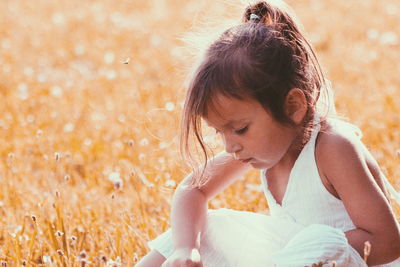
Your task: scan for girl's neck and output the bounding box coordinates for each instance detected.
[270,127,307,173]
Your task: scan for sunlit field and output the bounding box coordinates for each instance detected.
[0,0,400,265]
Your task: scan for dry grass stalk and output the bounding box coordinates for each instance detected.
[0,0,399,265]
[363,241,372,263]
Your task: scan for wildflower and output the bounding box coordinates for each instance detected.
[133,253,139,262]
[55,230,64,237]
[83,138,92,146]
[138,153,146,161]
[139,138,149,146]
[36,129,43,138]
[106,256,122,267]
[165,102,175,111]
[42,255,51,264]
[128,139,134,147]
[158,141,168,149]
[52,12,65,25]
[17,83,29,100]
[80,259,89,267]
[117,114,126,123]
[164,179,176,188]
[27,114,35,123]
[105,70,117,80]
[100,254,108,263]
[51,86,63,98]
[380,32,399,46]
[121,58,130,64]
[79,250,87,259]
[69,235,77,246]
[74,44,85,55]
[63,123,74,133]
[108,172,123,190]
[104,52,115,64]
[366,29,379,40]
[54,152,61,162]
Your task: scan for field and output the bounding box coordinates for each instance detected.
[0,0,399,265]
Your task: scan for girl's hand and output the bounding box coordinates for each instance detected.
[161,248,202,267]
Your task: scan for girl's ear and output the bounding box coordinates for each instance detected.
[284,88,308,125]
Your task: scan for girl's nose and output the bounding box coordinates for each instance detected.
[224,137,242,154]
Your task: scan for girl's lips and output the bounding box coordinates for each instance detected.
[240,158,253,163]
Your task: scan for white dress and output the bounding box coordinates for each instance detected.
[147,119,400,267]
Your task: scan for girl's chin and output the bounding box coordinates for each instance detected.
[249,160,274,170]
[249,161,266,169]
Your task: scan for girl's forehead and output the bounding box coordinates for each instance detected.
[210,94,258,113]
[204,94,261,126]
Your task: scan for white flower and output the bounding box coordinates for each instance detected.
[165,102,175,111]
[108,172,123,190]
[42,255,52,264]
[164,179,176,188]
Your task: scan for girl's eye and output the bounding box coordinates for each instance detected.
[235,126,248,135]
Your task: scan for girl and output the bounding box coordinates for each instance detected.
[137,1,400,266]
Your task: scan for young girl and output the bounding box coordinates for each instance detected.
[137,1,400,266]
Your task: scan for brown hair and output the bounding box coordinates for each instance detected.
[181,1,329,186]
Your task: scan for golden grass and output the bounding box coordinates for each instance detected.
[0,0,399,265]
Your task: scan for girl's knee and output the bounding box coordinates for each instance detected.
[136,249,166,267]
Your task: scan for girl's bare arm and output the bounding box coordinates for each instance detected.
[317,132,400,265]
[170,152,252,250]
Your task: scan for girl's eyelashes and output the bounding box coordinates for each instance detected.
[235,125,248,135]
[214,125,248,135]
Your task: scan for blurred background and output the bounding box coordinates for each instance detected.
[0,0,399,265]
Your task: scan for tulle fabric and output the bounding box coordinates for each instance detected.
[148,208,367,267]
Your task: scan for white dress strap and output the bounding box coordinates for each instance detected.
[384,178,400,204]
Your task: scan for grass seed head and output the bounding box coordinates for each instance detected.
[79,250,87,259]
[55,230,64,237]
[69,235,77,246]
[80,259,89,267]
[57,249,64,256]
[100,254,108,263]
[128,139,134,147]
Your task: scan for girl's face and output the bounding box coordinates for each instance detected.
[204,94,301,170]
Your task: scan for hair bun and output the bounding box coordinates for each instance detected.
[243,1,273,23]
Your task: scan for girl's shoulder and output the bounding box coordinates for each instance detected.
[316,117,373,171]
[316,118,365,161]
[315,117,389,201]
